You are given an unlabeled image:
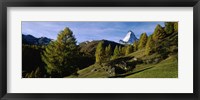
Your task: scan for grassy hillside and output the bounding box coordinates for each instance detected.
[66,52,178,78]
[126,55,178,78]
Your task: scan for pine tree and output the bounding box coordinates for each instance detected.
[152,24,166,41]
[105,44,112,61]
[121,47,126,56]
[125,45,133,55]
[118,46,122,56]
[95,42,105,63]
[145,35,155,55]
[138,33,148,49]
[42,27,79,77]
[164,22,174,35]
[133,41,138,51]
[112,45,120,59]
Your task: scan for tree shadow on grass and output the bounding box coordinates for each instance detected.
[109,67,153,78]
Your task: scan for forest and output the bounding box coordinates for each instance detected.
[22,22,178,78]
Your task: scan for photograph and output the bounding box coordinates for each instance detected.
[1,0,198,98]
[22,21,178,78]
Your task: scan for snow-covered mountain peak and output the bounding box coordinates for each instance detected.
[119,30,138,44]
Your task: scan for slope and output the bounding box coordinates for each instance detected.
[126,55,178,78]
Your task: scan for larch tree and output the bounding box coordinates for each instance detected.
[42,27,79,77]
[152,24,166,41]
[105,44,112,61]
[138,33,148,50]
[133,41,138,51]
[164,22,174,35]
[112,45,120,59]
[125,45,133,55]
[95,41,105,63]
[121,46,126,56]
[118,46,122,56]
[145,35,155,55]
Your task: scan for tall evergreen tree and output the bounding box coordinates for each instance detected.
[118,46,122,56]
[133,41,138,51]
[42,27,79,77]
[138,33,148,49]
[145,35,155,55]
[105,44,112,61]
[121,46,126,56]
[95,42,105,63]
[152,24,166,41]
[125,45,133,55]
[112,45,120,59]
[164,22,174,35]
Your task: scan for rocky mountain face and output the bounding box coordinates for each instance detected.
[22,34,52,45]
[119,30,138,44]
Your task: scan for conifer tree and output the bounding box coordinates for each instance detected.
[105,44,112,61]
[145,35,155,55]
[152,24,166,41]
[118,46,122,56]
[133,41,138,51]
[121,47,126,56]
[42,27,79,77]
[164,22,174,35]
[95,42,105,63]
[125,45,133,55]
[112,45,120,59]
[138,33,148,49]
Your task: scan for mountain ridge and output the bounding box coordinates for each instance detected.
[79,39,124,56]
[22,34,52,45]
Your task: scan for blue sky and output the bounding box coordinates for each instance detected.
[22,22,164,43]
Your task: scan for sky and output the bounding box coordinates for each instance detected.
[22,22,164,43]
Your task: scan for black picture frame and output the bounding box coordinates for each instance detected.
[0,0,199,100]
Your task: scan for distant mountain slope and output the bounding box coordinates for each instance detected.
[119,30,138,44]
[22,34,52,45]
[79,40,124,56]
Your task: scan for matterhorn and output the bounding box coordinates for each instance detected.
[119,30,138,44]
